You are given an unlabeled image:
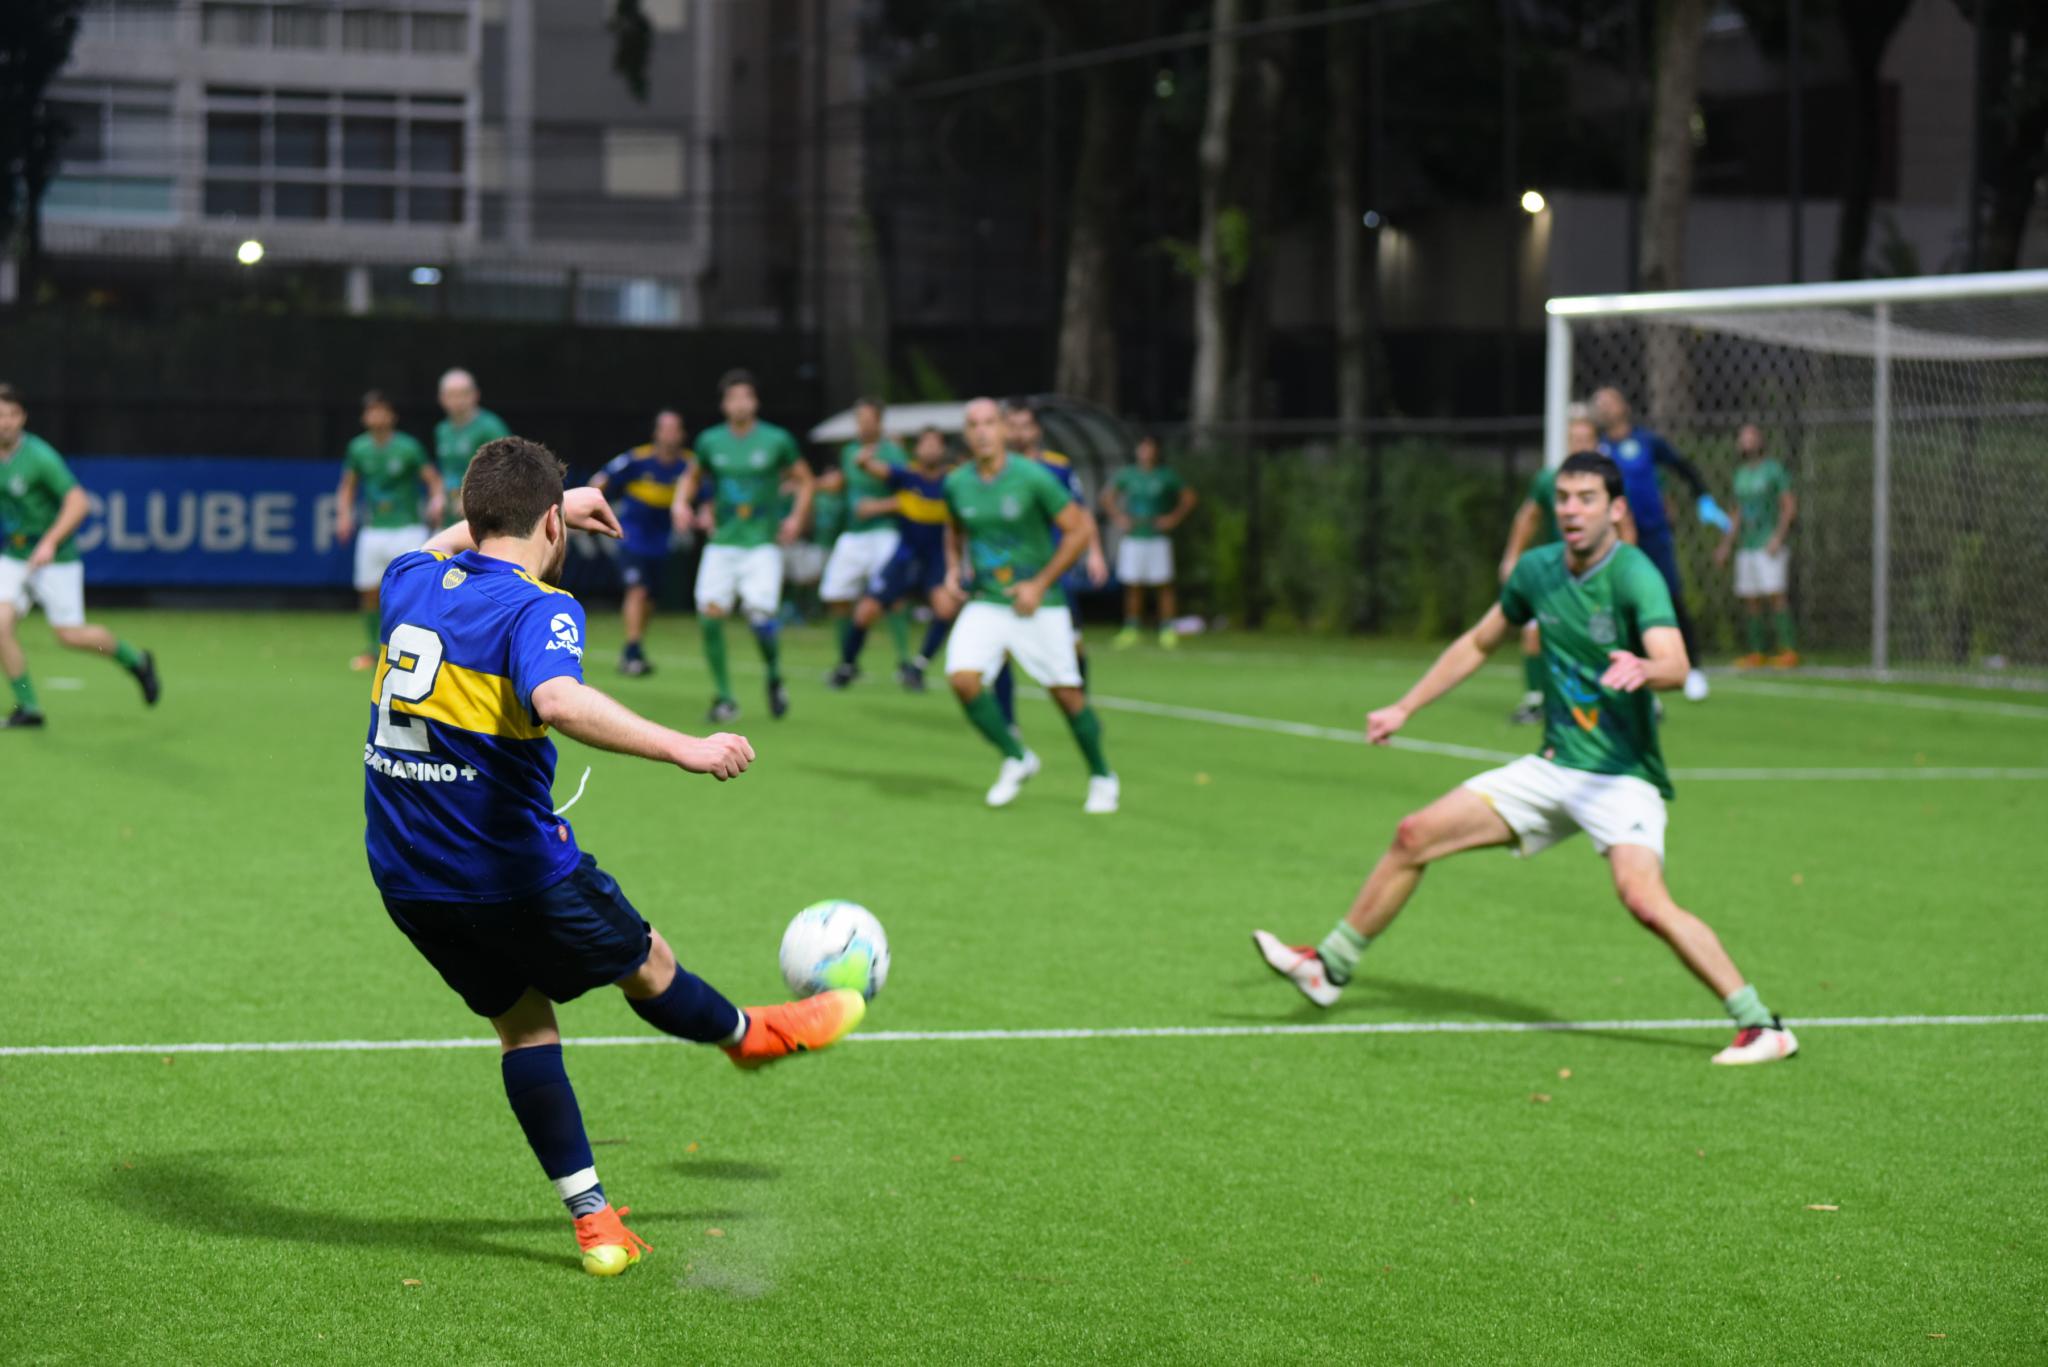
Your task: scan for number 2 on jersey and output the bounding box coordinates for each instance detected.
[375,623,445,753]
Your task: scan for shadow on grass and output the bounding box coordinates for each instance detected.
[796,762,980,800]
[100,1154,748,1268]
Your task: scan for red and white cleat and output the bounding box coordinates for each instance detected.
[1711,1017,1799,1066]
[1251,930,1343,1008]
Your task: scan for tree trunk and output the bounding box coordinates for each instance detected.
[1054,64,1137,405]
[1189,0,1241,437]
[1639,0,1710,420]
[1328,6,1367,431]
[1979,0,2048,270]
[1228,0,1295,424]
[1831,0,1912,280]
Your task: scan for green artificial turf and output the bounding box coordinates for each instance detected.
[3,610,2044,1364]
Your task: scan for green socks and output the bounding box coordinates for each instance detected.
[886,609,911,667]
[1772,610,1796,652]
[1065,705,1112,778]
[362,609,381,655]
[113,640,144,670]
[9,672,39,714]
[1723,984,1775,1030]
[701,618,734,701]
[1317,923,1371,985]
[962,691,1026,760]
[1521,653,1543,695]
[1745,614,1768,654]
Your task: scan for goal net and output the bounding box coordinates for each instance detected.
[1545,271,2048,687]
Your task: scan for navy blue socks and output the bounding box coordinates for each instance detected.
[628,966,745,1045]
[501,1044,605,1217]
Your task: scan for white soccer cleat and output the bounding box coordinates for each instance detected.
[1683,668,1711,702]
[1251,930,1343,1008]
[985,750,1040,808]
[1710,1017,1799,1066]
[1083,774,1120,814]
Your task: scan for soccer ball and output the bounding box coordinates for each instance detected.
[779,901,889,1001]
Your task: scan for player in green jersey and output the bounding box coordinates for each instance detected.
[1714,423,1799,669]
[1254,451,1797,1066]
[941,397,1118,813]
[336,390,444,670]
[0,384,161,728]
[675,370,813,723]
[433,368,512,524]
[1104,435,1198,649]
[1499,416,1610,724]
[819,398,915,689]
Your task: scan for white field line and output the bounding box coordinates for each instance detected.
[1713,677,2048,720]
[1078,693,2048,781]
[4,1014,2045,1058]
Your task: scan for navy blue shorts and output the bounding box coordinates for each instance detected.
[617,547,668,591]
[869,544,946,604]
[383,853,653,1019]
[1636,530,1685,598]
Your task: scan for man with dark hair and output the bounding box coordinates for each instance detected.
[337,390,443,670]
[0,383,161,727]
[1103,434,1197,648]
[997,398,1107,729]
[819,398,914,688]
[677,370,812,722]
[367,435,864,1277]
[831,424,958,692]
[1254,451,1796,1067]
[590,409,695,676]
[1714,423,1799,668]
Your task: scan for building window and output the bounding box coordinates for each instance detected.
[198,89,468,227]
[272,6,329,49]
[202,3,268,47]
[411,13,467,55]
[207,113,262,168]
[342,10,404,52]
[603,129,684,200]
[409,122,462,176]
[46,82,177,222]
[204,180,262,218]
[275,183,330,220]
[274,113,328,169]
[78,0,179,44]
[342,184,397,222]
[408,187,461,224]
[342,117,399,172]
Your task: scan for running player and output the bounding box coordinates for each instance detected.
[1591,386,1729,702]
[336,390,443,670]
[590,410,694,677]
[1715,423,1799,668]
[945,398,1117,813]
[999,398,1107,727]
[829,425,956,691]
[676,370,811,723]
[433,368,511,524]
[817,398,912,687]
[1499,416,1607,724]
[366,435,862,1276]
[1253,451,1795,1066]
[0,384,161,728]
[1103,434,1197,648]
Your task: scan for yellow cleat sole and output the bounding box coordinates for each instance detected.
[582,1244,641,1277]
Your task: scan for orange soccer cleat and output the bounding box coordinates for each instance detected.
[1770,649,1802,669]
[574,1203,651,1277]
[1733,653,1767,670]
[722,989,867,1071]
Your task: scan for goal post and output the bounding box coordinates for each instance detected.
[1544,270,2048,686]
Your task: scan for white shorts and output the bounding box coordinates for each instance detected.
[820,528,901,602]
[1116,537,1175,586]
[1464,754,1667,860]
[696,543,784,617]
[1734,547,1789,597]
[355,525,429,592]
[946,600,1083,688]
[0,557,86,628]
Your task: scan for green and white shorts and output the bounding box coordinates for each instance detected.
[1465,755,1667,860]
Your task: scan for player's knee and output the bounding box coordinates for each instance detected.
[1615,878,1664,930]
[52,625,93,649]
[700,603,727,620]
[1050,685,1085,715]
[1391,813,1434,861]
[949,671,981,702]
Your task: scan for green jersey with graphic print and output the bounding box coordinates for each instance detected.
[345,431,431,529]
[0,433,81,563]
[1110,464,1186,539]
[696,421,802,548]
[842,439,907,534]
[434,408,511,492]
[944,454,1074,607]
[1732,458,1792,551]
[1500,541,1679,798]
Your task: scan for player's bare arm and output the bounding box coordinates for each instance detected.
[29,486,91,570]
[529,676,754,779]
[673,467,702,536]
[1009,501,1091,617]
[428,486,623,556]
[1101,483,1131,533]
[853,447,894,481]
[1713,506,1741,568]
[421,464,448,530]
[1158,483,1198,533]
[1771,486,1798,555]
[1367,604,1516,744]
[778,459,815,546]
[854,495,900,521]
[335,468,358,541]
[1599,624,1688,694]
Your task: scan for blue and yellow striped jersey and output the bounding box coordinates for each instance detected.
[364,549,587,903]
[885,464,950,559]
[600,444,695,556]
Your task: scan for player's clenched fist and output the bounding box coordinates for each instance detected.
[562,486,623,539]
[1365,704,1409,746]
[676,731,755,780]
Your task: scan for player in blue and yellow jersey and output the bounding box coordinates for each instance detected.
[589,409,695,677]
[364,435,865,1278]
[1591,387,1730,702]
[828,425,957,692]
[999,399,1107,728]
